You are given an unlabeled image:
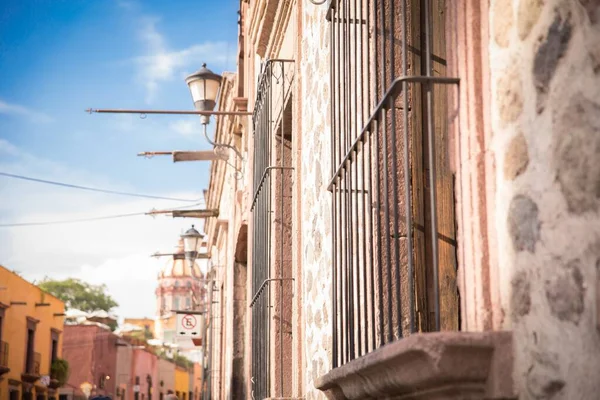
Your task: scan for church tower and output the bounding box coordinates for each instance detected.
[154,238,204,344]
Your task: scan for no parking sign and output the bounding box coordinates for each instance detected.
[176,312,205,339]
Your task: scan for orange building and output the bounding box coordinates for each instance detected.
[0,266,65,400]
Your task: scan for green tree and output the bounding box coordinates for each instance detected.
[39,278,118,312]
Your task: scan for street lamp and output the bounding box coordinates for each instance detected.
[185,63,222,125]
[185,62,244,168]
[181,225,204,265]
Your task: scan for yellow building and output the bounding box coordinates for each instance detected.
[122,317,156,338]
[0,266,65,400]
[174,366,189,400]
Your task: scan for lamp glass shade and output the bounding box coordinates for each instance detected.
[185,64,222,112]
[181,225,204,254]
[187,78,221,107]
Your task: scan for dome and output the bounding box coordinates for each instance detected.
[158,239,203,279]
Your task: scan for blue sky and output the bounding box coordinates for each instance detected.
[0,0,238,318]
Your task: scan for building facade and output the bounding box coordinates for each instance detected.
[121,319,154,341]
[155,358,175,400]
[60,325,118,400]
[199,0,600,399]
[129,348,157,400]
[173,367,188,400]
[115,342,132,400]
[0,266,65,400]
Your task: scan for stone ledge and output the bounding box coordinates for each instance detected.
[315,331,515,400]
[263,398,305,400]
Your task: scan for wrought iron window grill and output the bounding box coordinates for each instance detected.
[327,0,460,368]
[250,59,295,400]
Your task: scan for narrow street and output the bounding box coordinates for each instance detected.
[2,1,600,399]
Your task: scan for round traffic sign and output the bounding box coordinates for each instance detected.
[181,314,197,330]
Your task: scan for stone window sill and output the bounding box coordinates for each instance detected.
[315,331,515,400]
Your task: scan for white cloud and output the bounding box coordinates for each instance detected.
[0,139,20,156]
[69,254,163,318]
[0,139,206,318]
[116,0,136,10]
[132,17,232,104]
[0,99,53,123]
[169,119,197,137]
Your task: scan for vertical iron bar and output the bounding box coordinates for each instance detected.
[389,0,403,340]
[382,108,393,345]
[338,176,344,365]
[259,65,265,399]
[367,0,376,354]
[348,156,356,361]
[380,0,394,345]
[402,0,416,334]
[346,0,354,358]
[374,0,384,350]
[348,0,361,358]
[332,183,339,367]
[339,2,345,364]
[342,0,347,163]
[251,104,254,397]
[345,164,354,362]
[256,73,261,399]
[256,100,260,398]
[423,0,440,332]
[279,61,285,398]
[374,119,384,348]
[331,5,339,368]
[367,130,375,353]
[254,103,258,396]
[342,0,349,365]
[359,0,368,356]
[334,4,341,365]
[337,1,343,196]
[268,64,273,397]
[379,0,386,98]
[352,0,363,358]
[340,168,347,364]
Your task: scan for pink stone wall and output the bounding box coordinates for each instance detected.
[300,3,333,399]
[488,0,600,398]
[62,325,118,397]
[446,0,505,332]
[129,349,158,400]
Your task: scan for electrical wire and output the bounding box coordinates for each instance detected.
[0,202,204,228]
[0,212,147,227]
[0,172,202,203]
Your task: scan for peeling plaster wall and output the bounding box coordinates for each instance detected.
[300,3,332,399]
[489,0,600,398]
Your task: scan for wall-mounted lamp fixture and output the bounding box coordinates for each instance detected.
[86,63,247,177]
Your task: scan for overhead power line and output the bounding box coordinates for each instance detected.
[0,203,205,228]
[0,212,146,227]
[0,172,202,203]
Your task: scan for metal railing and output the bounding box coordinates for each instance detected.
[250,59,294,400]
[27,352,41,375]
[328,0,459,368]
[0,341,8,367]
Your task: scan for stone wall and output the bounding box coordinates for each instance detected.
[489,0,600,398]
[63,325,119,397]
[300,3,332,399]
